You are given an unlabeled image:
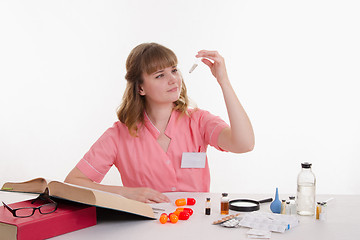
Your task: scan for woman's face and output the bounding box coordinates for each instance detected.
[140,65,182,107]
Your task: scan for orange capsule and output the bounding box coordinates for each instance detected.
[159,213,168,224]
[173,210,182,216]
[176,207,193,216]
[169,213,179,223]
[175,198,186,206]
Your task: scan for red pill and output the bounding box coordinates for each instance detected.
[159,213,168,224]
[187,198,196,205]
[184,208,193,216]
[178,211,190,220]
[175,198,186,206]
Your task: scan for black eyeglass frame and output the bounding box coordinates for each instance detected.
[2,189,58,218]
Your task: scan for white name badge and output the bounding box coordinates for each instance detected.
[181,152,206,168]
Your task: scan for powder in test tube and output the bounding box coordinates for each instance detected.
[189,63,198,73]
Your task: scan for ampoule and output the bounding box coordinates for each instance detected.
[205,198,211,215]
[221,193,229,215]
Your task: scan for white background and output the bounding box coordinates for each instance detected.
[1,0,359,195]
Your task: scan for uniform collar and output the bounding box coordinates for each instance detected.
[143,110,179,139]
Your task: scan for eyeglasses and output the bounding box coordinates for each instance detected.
[2,188,58,218]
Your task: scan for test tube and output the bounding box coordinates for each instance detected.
[189,58,200,73]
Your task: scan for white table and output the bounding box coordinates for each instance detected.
[1,191,358,240]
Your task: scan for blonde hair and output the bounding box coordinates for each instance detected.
[117,43,190,136]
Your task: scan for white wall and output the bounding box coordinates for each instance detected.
[1,0,359,195]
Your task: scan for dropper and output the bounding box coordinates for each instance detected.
[324,197,334,204]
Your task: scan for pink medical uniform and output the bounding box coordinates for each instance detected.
[76,109,229,192]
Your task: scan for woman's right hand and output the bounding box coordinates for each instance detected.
[65,167,170,203]
[120,187,170,203]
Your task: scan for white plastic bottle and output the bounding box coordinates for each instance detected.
[297,162,316,216]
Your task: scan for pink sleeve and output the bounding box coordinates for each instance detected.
[76,126,118,183]
[198,110,229,151]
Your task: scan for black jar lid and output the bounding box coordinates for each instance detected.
[301,162,312,168]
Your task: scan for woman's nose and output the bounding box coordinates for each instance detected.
[168,74,177,84]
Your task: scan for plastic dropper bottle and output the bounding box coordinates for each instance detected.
[297,162,316,216]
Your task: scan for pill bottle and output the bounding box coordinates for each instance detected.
[297,162,316,216]
[205,198,211,215]
[221,193,229,215]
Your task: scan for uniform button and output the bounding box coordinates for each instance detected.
[171,187,176,191]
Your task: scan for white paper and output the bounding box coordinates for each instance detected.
[247,229,271,239]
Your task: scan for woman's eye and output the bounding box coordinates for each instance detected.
[172,68,178,73]
[155,74,164,79]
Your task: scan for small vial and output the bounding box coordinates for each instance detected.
[221,193,229,215]
[280,200,286,214]
[285,201,291,215]
[319,202,327,221]
[289,196,296,215]
[316,202,321,220]
[205,198,211,215]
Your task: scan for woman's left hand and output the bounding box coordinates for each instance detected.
[196,50,229,85]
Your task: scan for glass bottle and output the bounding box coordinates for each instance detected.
[281,200,286,214]
[289,196,296,215]
[205,198,211,215]
[316,202,321,219]
[297,162,316,216]
[221,193,229,215]
[319,202,327,221]
[285,201,291,215]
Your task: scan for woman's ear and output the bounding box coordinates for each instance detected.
[138,85,145,96]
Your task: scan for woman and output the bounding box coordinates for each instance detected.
[65,43,254,203]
